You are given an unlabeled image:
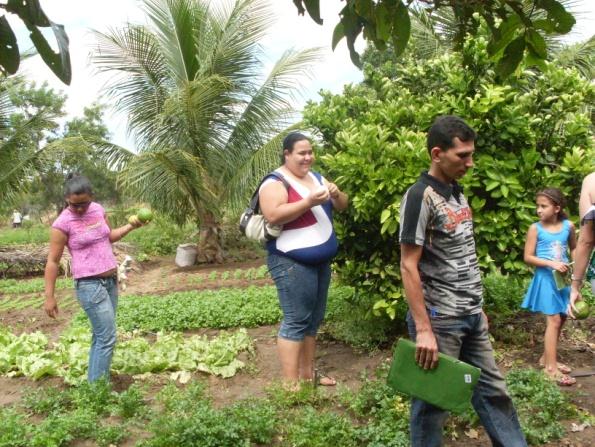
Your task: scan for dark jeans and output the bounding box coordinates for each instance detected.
[267,253,331,341]
[407,311,527,447]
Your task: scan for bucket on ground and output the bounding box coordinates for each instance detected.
[175,243,197,267]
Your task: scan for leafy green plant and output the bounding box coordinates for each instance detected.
[338,372,410,447]
[0,408,29,447]
[233,269,244,280]
[141,381,276,447]
[208,271,218,281]
[115,383,147,419]
[0,324,254,383]
[22,386,71,415]
[0,277,71,295]
[254,265,269,279]
[284,406,359,447]
[483,273,530,319]
[507,368,578,444]
[71,285,353,334]
[95,425,128,447]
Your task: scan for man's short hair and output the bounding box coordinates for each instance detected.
[427,116,476,154]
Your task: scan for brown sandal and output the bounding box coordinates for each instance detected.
[314,369,337,387]
[544,370,576,386]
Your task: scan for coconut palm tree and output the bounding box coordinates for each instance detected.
[91,0,319,262]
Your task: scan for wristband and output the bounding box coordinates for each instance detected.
[570,274,583,282]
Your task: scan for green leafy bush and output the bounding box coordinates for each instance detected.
[304,34,594,317]
[483,273,530,318]
[125,214,195,255]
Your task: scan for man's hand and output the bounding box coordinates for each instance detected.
[567,287,582,319]
[44,296,59,319]
[415,330,439,370]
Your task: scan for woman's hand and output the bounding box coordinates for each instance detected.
[44,296,59,319]
[128,216,144,228]
[327,182,340,199]
[308,186,330,206]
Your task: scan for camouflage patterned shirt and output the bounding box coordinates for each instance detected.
[399,172,483,316]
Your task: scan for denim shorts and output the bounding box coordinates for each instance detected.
[267,253,331,341]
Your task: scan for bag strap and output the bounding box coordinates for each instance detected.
[249,171,290,213]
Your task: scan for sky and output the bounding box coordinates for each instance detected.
[8,0,595,150]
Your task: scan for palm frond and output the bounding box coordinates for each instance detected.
[92,25,171,150]
[223,124,302,214]
[223,47,322,177]
[143,0,206,83]
[551,35,595,80]
[118,148,217,223]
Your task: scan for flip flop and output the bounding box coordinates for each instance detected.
[544,371,576,387]
[314,369,337,387]
[538,360,572,374]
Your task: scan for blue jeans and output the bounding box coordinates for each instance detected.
[407,311,527,447]
[267,253,331,341]
[75,276,118,382]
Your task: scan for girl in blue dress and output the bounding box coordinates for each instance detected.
[522,188,576,385]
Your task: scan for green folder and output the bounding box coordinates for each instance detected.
[553,264,573,290]
[387,338,481,413]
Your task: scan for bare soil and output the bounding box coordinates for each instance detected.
[1,256,593,446]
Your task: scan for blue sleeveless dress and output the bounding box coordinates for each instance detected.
[521,220,571,315]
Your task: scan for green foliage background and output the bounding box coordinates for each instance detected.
[304,35,594,317]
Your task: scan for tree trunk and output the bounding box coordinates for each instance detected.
[195,214,224,264]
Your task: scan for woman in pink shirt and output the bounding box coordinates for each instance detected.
[44,174,144,382]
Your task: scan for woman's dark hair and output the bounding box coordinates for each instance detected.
[281,132,309,164]
[427,115,476,154]
[536,188,568,221]
[63,173,93,197]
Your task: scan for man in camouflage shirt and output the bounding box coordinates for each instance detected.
[399,115,527,447]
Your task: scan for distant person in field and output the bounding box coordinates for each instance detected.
[12,209,22,228]
[569,172,595,315]
[399,115,527,446]
[259,132,348,389]
[44,174,145,382]
[521,188,576,386]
